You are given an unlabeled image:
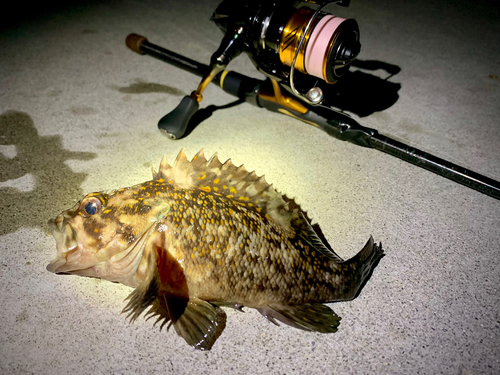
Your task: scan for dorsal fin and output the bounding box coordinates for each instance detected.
[296,213,343,262]
[153,149,303,232]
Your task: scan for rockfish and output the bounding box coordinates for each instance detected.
[47,149,383,350]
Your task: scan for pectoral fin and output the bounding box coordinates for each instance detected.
[122,239,219,350]
[122,266,161,322]
[142,293,218,350]
[256,303,341,333]
[122,239,159,322]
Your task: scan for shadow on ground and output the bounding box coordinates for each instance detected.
[0,111,96,236]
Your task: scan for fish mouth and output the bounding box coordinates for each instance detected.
[46,216,82,274]
[46,247,79,273]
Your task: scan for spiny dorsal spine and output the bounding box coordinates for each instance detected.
[152,149,302,232]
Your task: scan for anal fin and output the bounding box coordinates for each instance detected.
[256,303,341,333]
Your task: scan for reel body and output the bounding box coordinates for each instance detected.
[211,0,360,90]
[157,0,360,139]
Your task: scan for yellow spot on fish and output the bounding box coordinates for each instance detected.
[94,228,99,233]
[214,187,219,192]
[214,178,220,184]
[229,186,237,194]
[200,186,211,193]
[157,178,164,183]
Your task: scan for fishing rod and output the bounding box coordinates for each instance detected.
[125,0,500,201]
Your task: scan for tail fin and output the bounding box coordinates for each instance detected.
[339,236,384,301]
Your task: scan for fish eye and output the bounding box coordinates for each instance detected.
[80,196,103,216]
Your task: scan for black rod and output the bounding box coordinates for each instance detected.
[369,134,500,199]
[126,34,500,201]
[126,34,210,78]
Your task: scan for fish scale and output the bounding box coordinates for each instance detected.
[47,148,384,350]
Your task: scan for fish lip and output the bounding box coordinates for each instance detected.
[46,215,81,273]
[46,246,79,273]
[46,257,67,273]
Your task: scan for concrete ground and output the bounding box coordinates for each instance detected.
[1,0,499,374]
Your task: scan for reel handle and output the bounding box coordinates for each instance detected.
[158,95,199,139]
[157,28,244,139]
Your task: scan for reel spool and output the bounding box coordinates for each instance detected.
[278,7,360,84]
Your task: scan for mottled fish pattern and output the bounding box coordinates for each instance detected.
[47,149,383,350]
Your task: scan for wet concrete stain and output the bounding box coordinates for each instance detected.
[398,118,425,135]
[15,310,28,322]
[114,79,184,96]
[0,111,96,236]
[47,89,63,97]
[70,106,97,115]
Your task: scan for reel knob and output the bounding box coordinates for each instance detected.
[158,95,199,139]
[158,28,244,139]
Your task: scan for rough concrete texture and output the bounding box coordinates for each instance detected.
[1,0,499,374]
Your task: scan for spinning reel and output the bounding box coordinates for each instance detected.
[125,1,500,200]
[158,0,359,139]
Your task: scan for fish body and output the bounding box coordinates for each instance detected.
[47,149,383,349]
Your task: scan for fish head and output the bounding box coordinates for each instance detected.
[46,182,170,286]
